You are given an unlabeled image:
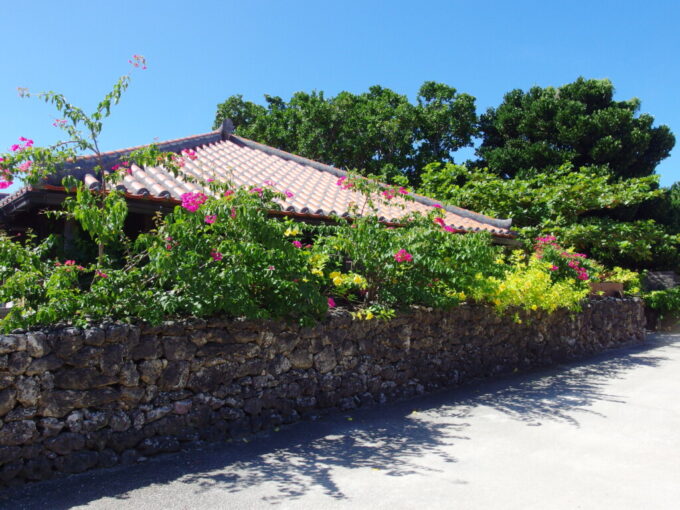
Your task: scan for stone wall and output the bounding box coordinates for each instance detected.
[0,298,645,486]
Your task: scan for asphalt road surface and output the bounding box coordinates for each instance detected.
[3,332,679,510]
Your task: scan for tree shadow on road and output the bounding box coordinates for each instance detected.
[445,337,673,428]
[5,334,676,509]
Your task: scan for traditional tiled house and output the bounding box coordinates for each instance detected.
[0,121,515,242]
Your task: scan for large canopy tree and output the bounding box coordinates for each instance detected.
[213,82,477,183]
[477,77,675,179]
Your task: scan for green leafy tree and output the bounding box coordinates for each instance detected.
[1,55,189,264]
[477,77,675,179]
[419,163,680,270]
[214,82,477,183]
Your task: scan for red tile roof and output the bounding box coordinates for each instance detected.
[1,127,514,235]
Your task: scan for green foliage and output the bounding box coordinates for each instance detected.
[477,77,675,179]
[138,186,327,323]
[644,287,680,316]
[419,163,680,270]
[538,218,679,270]
[0,177,598,332]
[213,82,477,183]
[314,213,501,310]
[54,184,129,251]
[420,163,662,225]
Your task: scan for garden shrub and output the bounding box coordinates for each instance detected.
[644,287,680,317]
[0,175,631,332]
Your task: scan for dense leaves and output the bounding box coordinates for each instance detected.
[213,82,477,183]
[477,77,675,179]
[418,162,680,270]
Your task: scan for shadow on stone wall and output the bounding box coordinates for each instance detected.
[3,334,673,509]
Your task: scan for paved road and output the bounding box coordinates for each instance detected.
[3,333,680,510]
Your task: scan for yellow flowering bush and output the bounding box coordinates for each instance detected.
[476,251,590,314]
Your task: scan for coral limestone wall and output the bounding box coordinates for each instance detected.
[0,298,645,486]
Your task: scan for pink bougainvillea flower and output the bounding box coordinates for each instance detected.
[550,265,559,271]
[165,244,172,251]
[393,249,413,263]
[170,154,186,168]
[204,215,217,224]
[432,203,443,209]
[206,178,214,183]
[433,217,446,227]
[181,148,198,160]
[17,161,32,172]
[284,190,294,198]
[129,54,148,69]
[267,265,275,271]
[52,119,66,128]
[381,189,396,200]
[0,180,12,190]
[180,192,208,212]
[112,161,131,174]
[398,187,409,195]
[577,272,589,280]
[230,208,236,218]
[64,260,76,266]
[11,137,34,152]
[292,241,302,248]
[95,269,108,278]
[263,180,275,187]
[336,176,353,190]
[567,260,579,269]
[327,297,336,308]
[223,189,234,198]
[443,225,456,232]
[210,250,223,261]
[536,235,557,243]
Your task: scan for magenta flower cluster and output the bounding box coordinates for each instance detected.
[180,192,208,212]
[394,249,413,263]
[111,161,131,175]
[433,216,457,233]
[535,236,590,280]
[336,176,354,190]
[181,148,198,161]
[10,137,34,153]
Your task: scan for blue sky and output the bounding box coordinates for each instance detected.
[2,0,679,193]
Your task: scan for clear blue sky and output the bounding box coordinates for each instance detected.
[2,0,679,193]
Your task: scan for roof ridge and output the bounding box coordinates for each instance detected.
[75,131,222,162]
[230,134,513,230]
